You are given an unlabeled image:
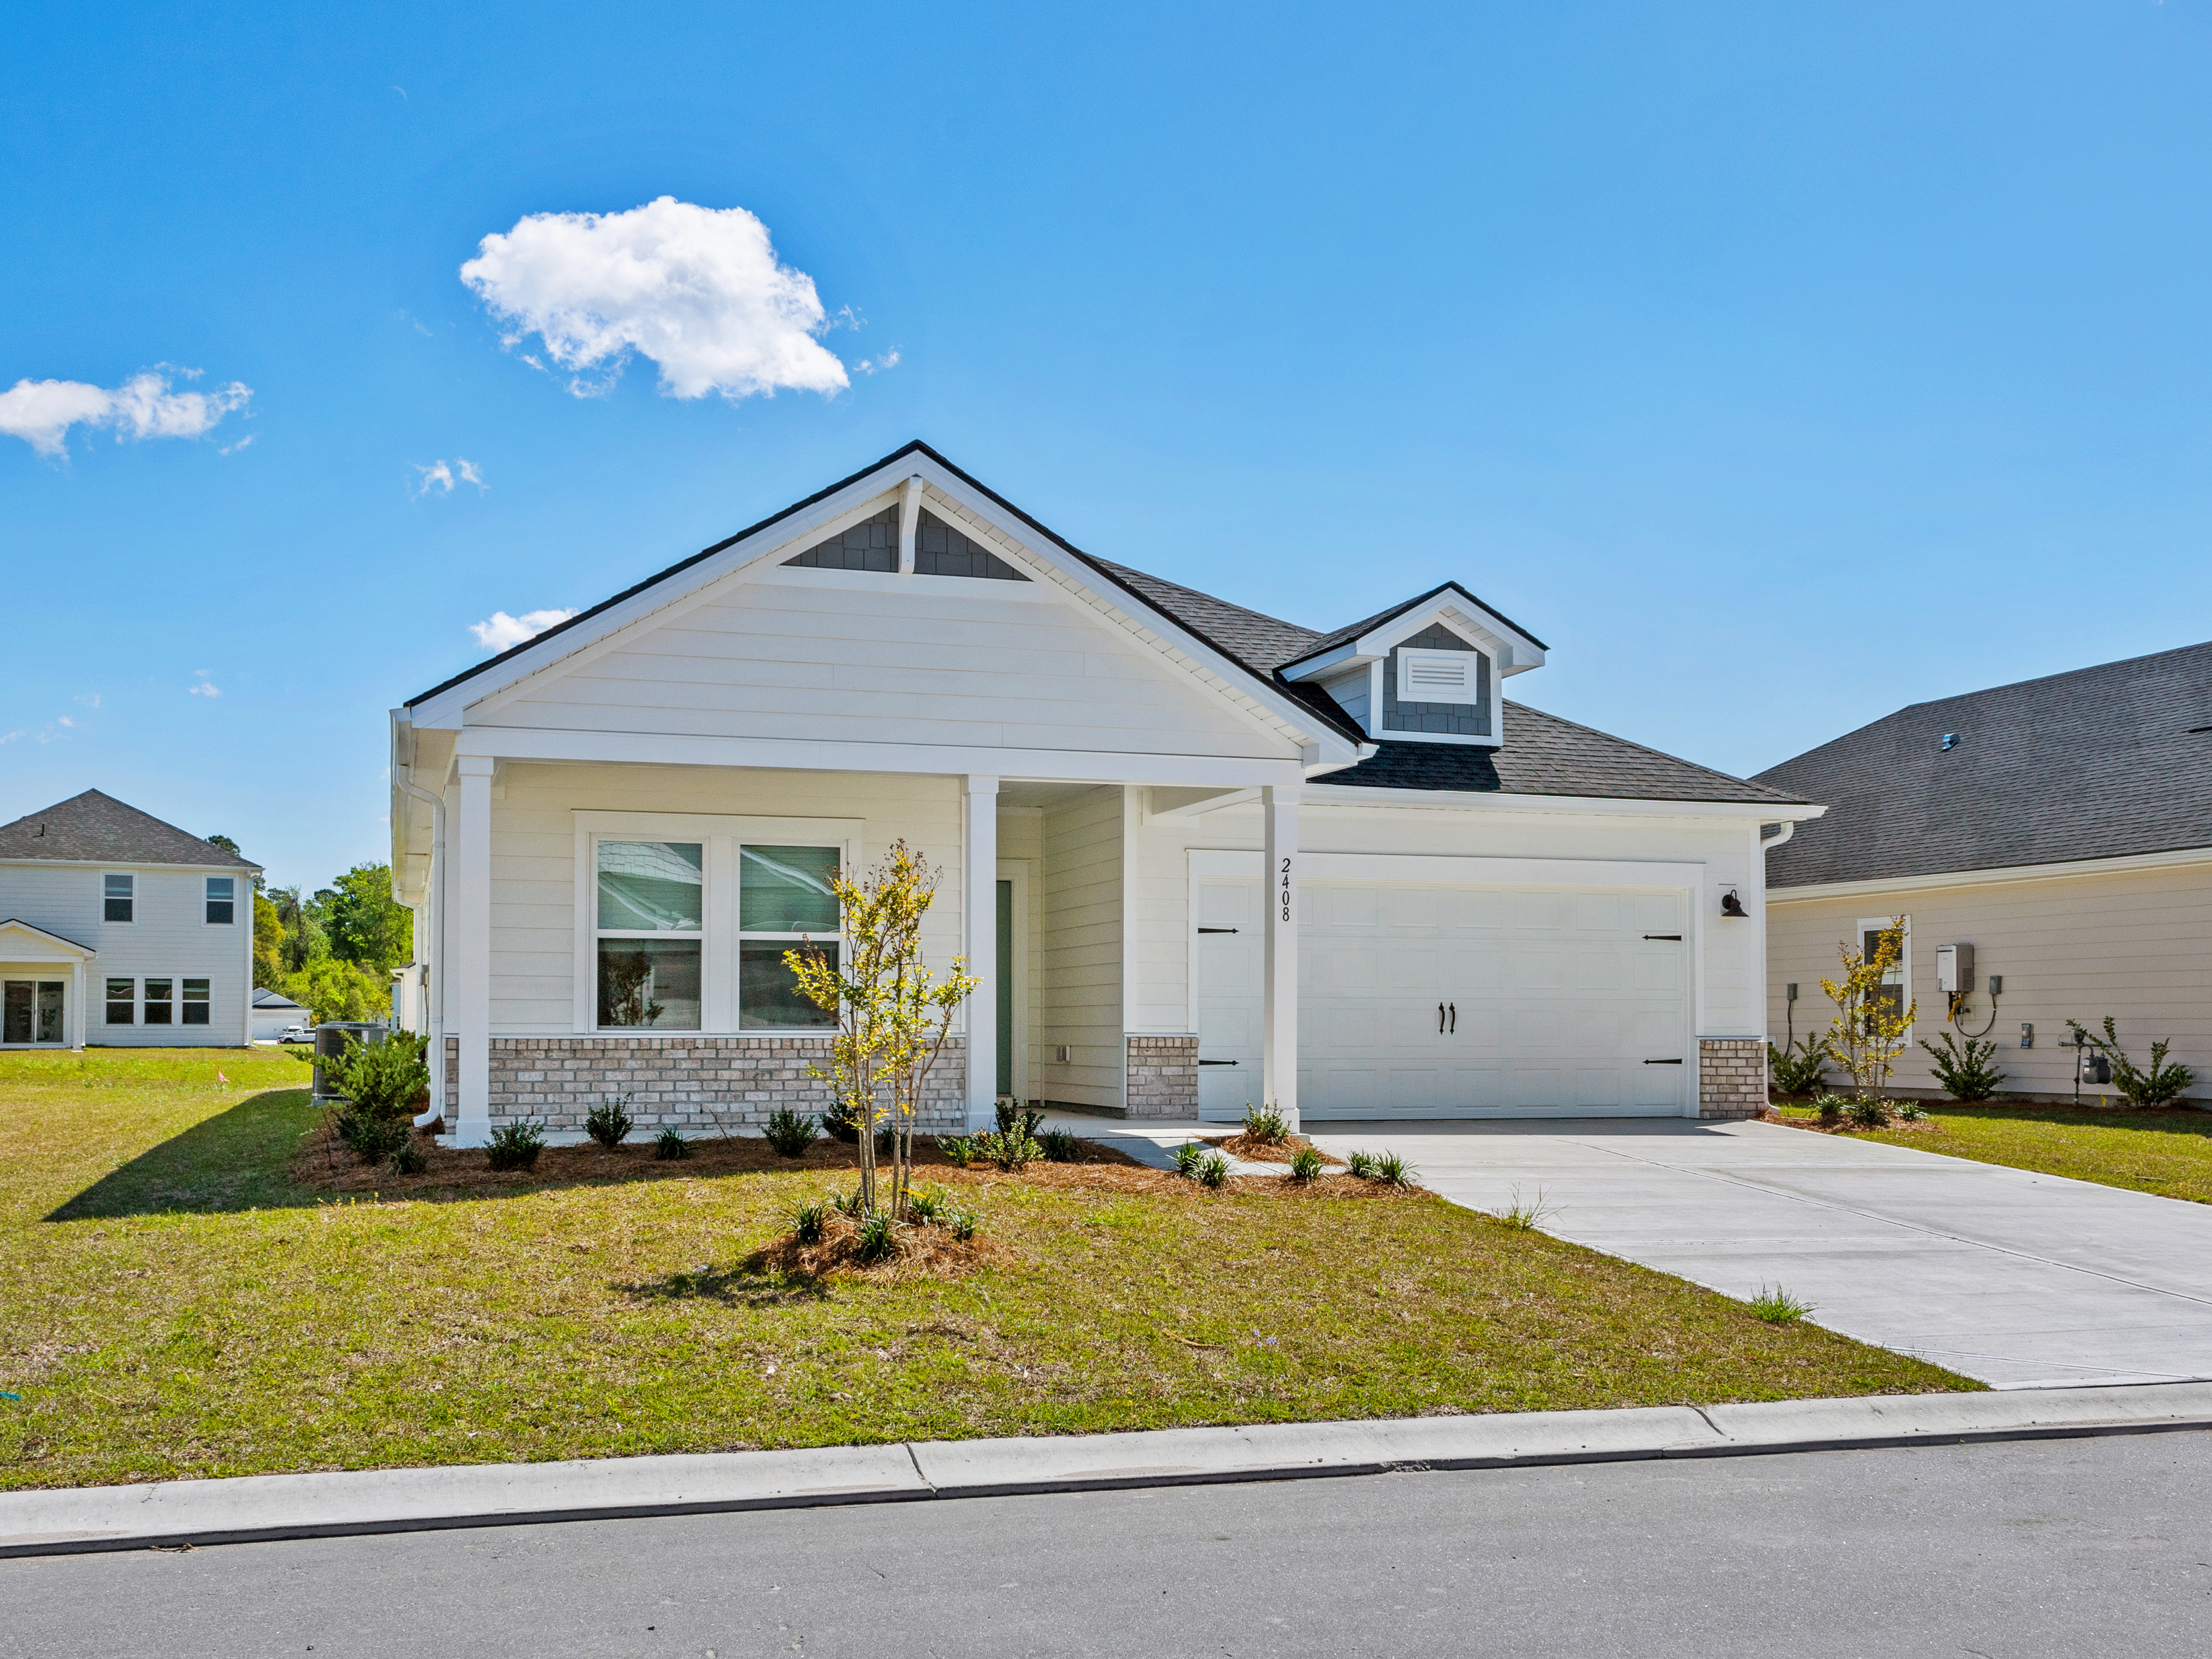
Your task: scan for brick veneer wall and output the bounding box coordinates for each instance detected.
[1124,1034,1198,1119]
[1698,1037,1767,1120]
[442,1034,967,1134]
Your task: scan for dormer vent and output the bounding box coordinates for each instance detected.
[1399,649,1479,704]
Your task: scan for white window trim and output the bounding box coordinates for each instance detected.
[204,876,238,927]
[180,975,214,1029]
[104,975,137,1027]
[0,975,71,1047]
[1394,645,1484,707]
[570,811,861,1036]
[1856,914,1912,1040]
[103,871,136,926]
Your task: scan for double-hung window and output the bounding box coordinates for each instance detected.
[104,873,134,923]
[182,978,211,1025]
[738,845,841,1029]
[595,841,703,1030]
[143,978,174,1026]
[205,877,235,925]
[106,978,135,1025]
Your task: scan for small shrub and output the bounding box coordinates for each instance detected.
[1767,1035,1830,1098]
[976,1129,1042,1171]
[1038,1128,1081,1163]
[1494,1185,1553,1230]
[1893,1099,1926,1122]
[654,1127,690,1160]
[1749,1285,1814,1324]
[995,1100,1044,1139]
[1845,1097,1892,1129]
[1814,1094,1848,1126]
[336,1109,409,1164]
[484,1118,546,1172]
[1286,1145,1326,1183]
[585,1094,634,1149]
[1196,1151,1230,1189]
[937,1134,977,1168]
[905,1186,949,1225]
[1370,1152,1415,1190]
[945,1207,979,1243]
[791,1199,830,1245]
[1172,1141,1208,1179]
[819,1099,861,1144]
[853,1208,900,1264]
[1344,1150,1379,1180]
[2070,1017,2197,1108]
[764,1108,818,1159]
[1241,1102,1290,1145]
[388,1137,428,1176]
[1919,1033,2005,1102]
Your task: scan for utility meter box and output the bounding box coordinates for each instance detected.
[1935,942,1975,995]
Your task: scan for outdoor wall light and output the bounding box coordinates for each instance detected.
[1720,889,1749,918]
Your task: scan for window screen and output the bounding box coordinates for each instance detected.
[104,873,134,923]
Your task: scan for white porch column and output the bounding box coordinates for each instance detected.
[71,959,86,1050]
[1262,783,1300,1131]
[453,755,495,1145]
[963,774,998,1131]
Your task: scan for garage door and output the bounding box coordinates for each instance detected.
[1195,879,1691,1121]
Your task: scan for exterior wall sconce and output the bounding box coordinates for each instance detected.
[1720,888,1749,918]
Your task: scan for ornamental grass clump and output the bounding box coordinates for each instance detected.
[653,1126,691,1160]
[1171,1141,1208,1179]
[585,1094,634,1149]
[1749,1285,1815,1325]
[1845,1097,1892,1130]
[1347,1150,1416,1189]
[1038,1128,1081,1164]
[1286,1144,1326,1183]
[1195,1151,1230,1189]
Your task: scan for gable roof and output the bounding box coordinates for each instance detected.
[1756,640,2212,887]
[1321,706,1807,805]
[0,791,259,868]
[0,918,97,956]
[1280,581,1550,669]
[252,987,308,1009]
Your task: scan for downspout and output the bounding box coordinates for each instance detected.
[1760,819,1797,853]
[395,772,446,1128]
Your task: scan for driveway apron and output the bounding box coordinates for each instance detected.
[1299,1118,2212,1389]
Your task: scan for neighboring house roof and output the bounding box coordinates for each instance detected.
[1756,639,2212,887]
[1323,707,1808,805]
[0,790,259,868]
[252,988,308,1010]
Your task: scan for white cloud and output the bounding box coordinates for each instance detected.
[413,457,487,498]
[74,692,100,709]
[220,434,255,456]
[853,349,901,376]
[469,607,578,653]
[460,196,851,402]
[188,671,220,698]
[0,369,251,459]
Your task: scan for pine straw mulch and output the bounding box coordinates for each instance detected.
[1202,1131,1345,1166]
[1765,1106,1940,1136]
[741,1206,1017,1282]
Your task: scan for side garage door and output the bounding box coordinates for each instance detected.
[1195,879,1691,1121]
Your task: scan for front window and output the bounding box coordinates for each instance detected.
[594,841,702,1029]
[182,978,211,1025]
[205,877,235,925]
[104,873,134,923]
[106,978,134,1025]
[738,845,840,1029]
[143,978,173,1025]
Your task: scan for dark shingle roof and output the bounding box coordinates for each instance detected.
[1321,707,1806,805]
[1756,640,2212,887]
[0,791,258,868]
[1084,557,1325,670]
[1279,581,1551,668]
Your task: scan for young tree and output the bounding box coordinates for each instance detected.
[1820,918,1916,1101]
[786,841,976,1223]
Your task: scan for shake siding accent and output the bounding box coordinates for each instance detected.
[482,577,1291,760]
[475,762,962,1035]
[1041,786,1124,1110]
[1767,861,2212,1101]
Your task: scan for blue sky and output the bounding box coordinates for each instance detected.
[4,2,2208,892]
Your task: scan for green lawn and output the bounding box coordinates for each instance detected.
[0,1049,1972,1491]
[1777,1100,2212,1204]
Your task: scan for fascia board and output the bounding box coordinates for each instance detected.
[1301,785,1825,822]
[405,469,914,729]
[1279,642,1370,681]
[0,856,265,874]
[1767,841,2212,904]
[0,919,98,957]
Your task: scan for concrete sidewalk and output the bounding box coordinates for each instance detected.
[4,1383,2210,1559]
[1300,1118,2212,1389]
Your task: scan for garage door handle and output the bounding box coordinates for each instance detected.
[1448,1002,1456,1034]
[1437,1002,1446,1033]
[1197,927,1239,934]
[1198,1059,1238,1066]
[1643,934,1682,941]
[1643,1058,1684,1064]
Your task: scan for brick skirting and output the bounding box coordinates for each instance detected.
[1698,1037,1767,1120]
[442,1033,968,1134]
[1125,1034,1198,1119]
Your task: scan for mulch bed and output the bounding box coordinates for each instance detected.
[1202,1132,1345,1166]
[1765,1108,1939,1137]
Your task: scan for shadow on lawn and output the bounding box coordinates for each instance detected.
[47,1089,321,1221]
[617,1261,831,1309]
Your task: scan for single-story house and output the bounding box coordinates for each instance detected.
[1756,641,2211,1103]
[390,442,1818,1145]
[250,987,313,1043]
[0,790,260,1049]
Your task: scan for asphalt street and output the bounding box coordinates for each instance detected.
[7,1432,2211,1658]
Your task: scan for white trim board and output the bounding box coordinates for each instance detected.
[1768,844,2212,903]
[1187,850,1708,888]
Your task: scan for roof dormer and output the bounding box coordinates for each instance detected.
[1275,583,1546,748]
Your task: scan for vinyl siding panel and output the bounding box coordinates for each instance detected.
[1040,786,1125,1110]
[1767,861,2212,1101]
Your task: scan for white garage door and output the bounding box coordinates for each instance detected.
[1195,879,1692,1121]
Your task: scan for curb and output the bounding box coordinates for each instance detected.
[5,1382,2211,1559]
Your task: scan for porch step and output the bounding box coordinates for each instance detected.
[1034,1099,1127,1120]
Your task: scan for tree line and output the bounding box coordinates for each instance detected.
[207,837,413,1025]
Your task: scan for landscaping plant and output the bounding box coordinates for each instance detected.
[1286,1145,1326,1183]
[1749,1286,1814,1325]
[388,1137,428,1176]
[585,1094,635,1149]
[784,841,977,1225]
[1038,1128,1081,1164]
[1766,1034,1830,1098]
[1919,1032,2006,1102]
[937,1134,977,1168]
[484,1118,546,1172]
[1494,1185,1553,1231]
[764,1108,818,1159]
[1172,1141,1208,1179]
[1820,919,1916,1101]
[1348,1151,1416,1189]
[313,1030,430,1164]
[2068,1017,2197,1108]
[1195,1151,1230,1189]
[1815,1094,1848,1126]
[653,1126,691,1160]
[1241,1102,1290,1144]
[791,1199,830,1245]
[1845,1097,1892,1129]
[974,1126,1043,1170]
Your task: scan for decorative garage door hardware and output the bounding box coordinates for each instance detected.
[1196,927,1239,934]
[1643,933,1683,941]
[1643,1058,1684,1064]
[1436,1002,1457,1033]
[1198,1059,1239,1066]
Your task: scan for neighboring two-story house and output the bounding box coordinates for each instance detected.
[391,442,1819,1145]
[1757,642,2212,1102]
[0,790,259,1049]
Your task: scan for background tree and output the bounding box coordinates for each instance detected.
[252,862,416,1024]
[324,864,414,971]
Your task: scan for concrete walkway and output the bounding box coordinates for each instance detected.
[1298,1118,2212,1389]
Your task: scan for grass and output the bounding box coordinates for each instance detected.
[0,1049,1974,1492]
[1775,1100,2212,1204]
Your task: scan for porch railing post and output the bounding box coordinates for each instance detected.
[1262,783,1300,1131]
[964,774,999,1132]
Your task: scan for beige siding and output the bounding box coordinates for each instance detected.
[1767,860,2212,1102]
[1040,786,1125,1109]
[481,572,1292,761]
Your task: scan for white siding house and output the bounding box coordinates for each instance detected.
[392,443,1819,1144]
[0,791,260,1049]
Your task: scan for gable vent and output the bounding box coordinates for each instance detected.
[1406,656,1469,694]
[1396,646,1482,705]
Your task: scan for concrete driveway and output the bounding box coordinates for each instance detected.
[1294,1118,2212,1390]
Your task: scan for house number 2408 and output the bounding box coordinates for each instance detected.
[1279,858,1292,923]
